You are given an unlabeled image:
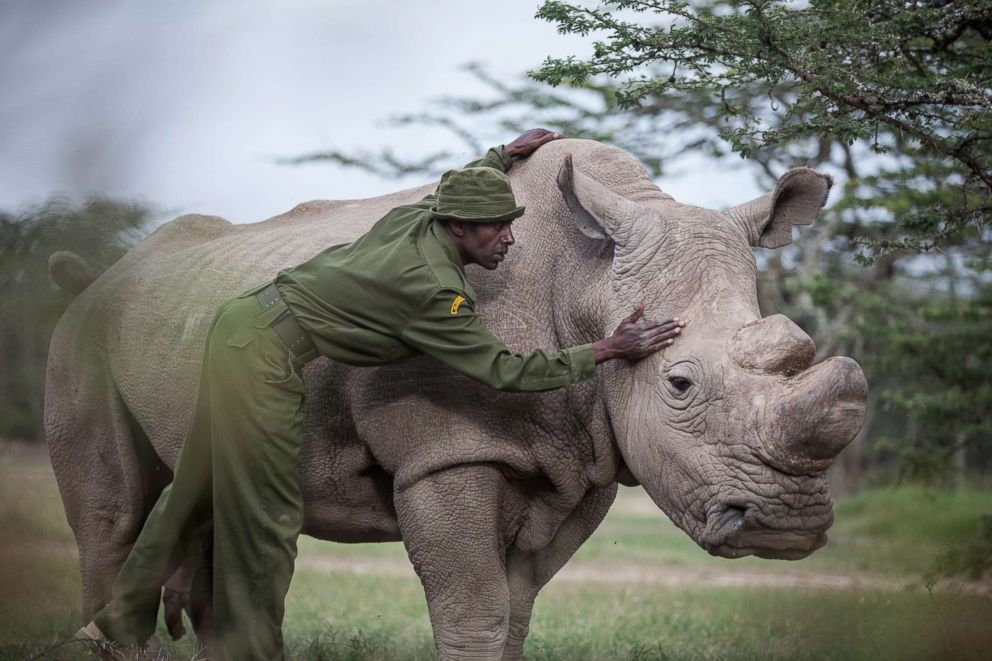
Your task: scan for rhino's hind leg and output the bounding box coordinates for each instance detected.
[396,464,511,661]
[46,362,172,621]
[159,536,214,656]
[162,546,214,645]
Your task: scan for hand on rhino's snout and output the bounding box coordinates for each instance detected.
[593,303,686,364]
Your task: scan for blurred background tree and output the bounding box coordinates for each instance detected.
[293,0,991,490]
[0,197,152,440]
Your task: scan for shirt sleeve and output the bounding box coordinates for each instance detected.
[400,289,596,392]
[462,145,514,173]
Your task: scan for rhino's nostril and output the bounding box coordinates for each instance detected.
[706,504,747,546]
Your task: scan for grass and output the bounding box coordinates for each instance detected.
[2,440,990,660]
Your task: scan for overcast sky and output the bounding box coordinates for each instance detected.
[0,0,761,224]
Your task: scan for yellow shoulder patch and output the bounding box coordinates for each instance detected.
[450,295,466,315]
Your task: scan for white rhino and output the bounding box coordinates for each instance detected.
[46,139,867,659]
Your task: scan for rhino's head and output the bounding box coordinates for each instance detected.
[556,148,867,560]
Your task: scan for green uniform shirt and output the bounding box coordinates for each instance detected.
[274,146,596,392]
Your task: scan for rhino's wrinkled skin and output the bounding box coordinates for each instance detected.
[46,140,867,659]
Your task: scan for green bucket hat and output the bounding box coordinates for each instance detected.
[430,166,526,222]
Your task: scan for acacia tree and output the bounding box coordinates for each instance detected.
[534,0,991,258]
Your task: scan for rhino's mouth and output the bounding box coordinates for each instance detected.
[701,503,828,560]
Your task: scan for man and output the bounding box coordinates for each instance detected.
[79,129,684,659]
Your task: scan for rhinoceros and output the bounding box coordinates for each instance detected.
[45,139,867,659]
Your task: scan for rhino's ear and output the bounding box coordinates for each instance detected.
[557,153,643,245]
[727,167,833,248]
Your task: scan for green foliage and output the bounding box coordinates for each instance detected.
[927,513,992,585]
[283,61,674,179]
[852,284,992,484]
[534,0,992,256]
[0,197,153,440]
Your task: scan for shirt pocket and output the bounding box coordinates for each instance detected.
[223,325,256,349]
[223,295,288,351]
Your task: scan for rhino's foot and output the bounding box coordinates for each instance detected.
[434,618,509,660]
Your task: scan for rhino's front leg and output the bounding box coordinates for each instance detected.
[502,485,617,660]
[395,464,511,661]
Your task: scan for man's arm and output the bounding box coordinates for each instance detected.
[401,290,682,393]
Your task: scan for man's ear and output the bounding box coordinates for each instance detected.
[446,220,468,238]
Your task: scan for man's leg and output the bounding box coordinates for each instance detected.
[209,304,308,661]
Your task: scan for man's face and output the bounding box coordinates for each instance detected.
[461,221,515,270]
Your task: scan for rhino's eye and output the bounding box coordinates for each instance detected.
[668,376,692,393]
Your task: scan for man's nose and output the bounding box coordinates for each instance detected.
[503,227,515,245]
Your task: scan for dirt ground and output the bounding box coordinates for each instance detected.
[298,551,991,595]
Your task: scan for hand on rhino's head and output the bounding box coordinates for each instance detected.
[556,148,866,560]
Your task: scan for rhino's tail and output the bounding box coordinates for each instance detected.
[48,250,98,295]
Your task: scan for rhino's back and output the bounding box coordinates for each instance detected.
[56,183,434,461]
[129,183,435,291]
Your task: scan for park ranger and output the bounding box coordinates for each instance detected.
[79,129,684,660]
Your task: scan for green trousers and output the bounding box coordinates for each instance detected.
[94,287,315,660]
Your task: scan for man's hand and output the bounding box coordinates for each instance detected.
[592,304,685,364]
[505,128,562,158]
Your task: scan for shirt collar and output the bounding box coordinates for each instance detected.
[428,219,464,269]
[421,219,477,301]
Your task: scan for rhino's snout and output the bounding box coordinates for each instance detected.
[763,356,869,475]
[702,502,830,560]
